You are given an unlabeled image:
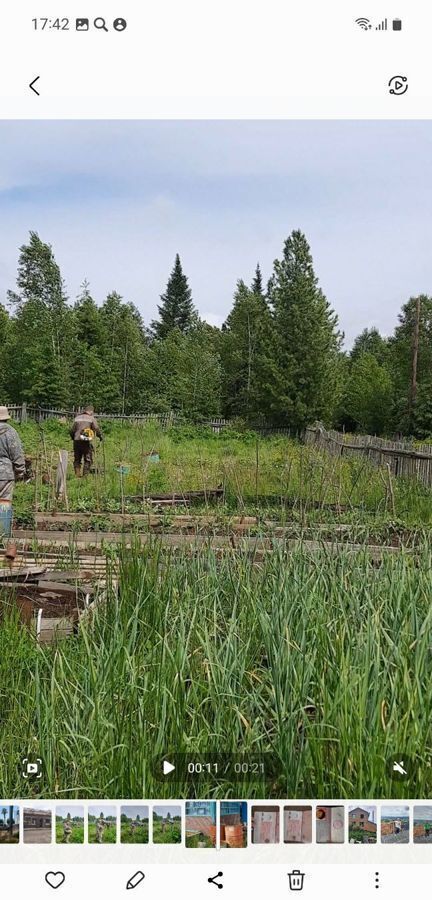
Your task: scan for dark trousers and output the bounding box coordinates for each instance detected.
[73,440,94,475]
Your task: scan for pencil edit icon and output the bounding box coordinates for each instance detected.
[126,871,145,890]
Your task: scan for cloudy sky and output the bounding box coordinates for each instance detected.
[0,120,431,347]
[381,806,410,818]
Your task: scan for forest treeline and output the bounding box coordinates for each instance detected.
[1,229,431,437]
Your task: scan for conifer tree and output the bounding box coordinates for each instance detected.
[251,263,264,297]
[152,254,196,339]
[221,280,275,420]
[268,229,342,429]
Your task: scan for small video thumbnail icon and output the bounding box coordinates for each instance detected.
[76,18,90,31]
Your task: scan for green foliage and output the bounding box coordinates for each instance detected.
[349,826,375,844]
[2,539,432,800]
[267,230,343,429]
[0,304,11,398]
[342,352,393,434]
[221,280,275,421]
[7,232,74,406]
[10,419,432,529]
[351,327,389,365]
[389,295,432,435]
[2,230,432,440]
[152,253,197,339]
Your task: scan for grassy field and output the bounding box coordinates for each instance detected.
[55,821,84,843]
[9,419,432,529]
[1,421,432,800]
[120,821,149,844]
[153,820,182,844]
[186,833,214,848]
[88,821,117,843]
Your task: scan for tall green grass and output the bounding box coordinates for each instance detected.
[1,540,431,799]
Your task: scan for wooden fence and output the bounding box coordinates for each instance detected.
[305,423,432,488]
[6,405,293,436]
[7,405,187,428]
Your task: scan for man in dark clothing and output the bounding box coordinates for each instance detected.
[0,406,26,500]
[70,405,102,477]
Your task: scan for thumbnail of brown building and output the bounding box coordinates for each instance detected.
[349,807,377,835]
[23,808,52,844]
[24,809,52,829]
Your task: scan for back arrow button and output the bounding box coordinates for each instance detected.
[29,76,40,96]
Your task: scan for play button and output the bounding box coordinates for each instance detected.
[388,75,408,95]
[163,760,175,775]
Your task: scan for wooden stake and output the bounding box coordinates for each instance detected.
[386,463,396,517]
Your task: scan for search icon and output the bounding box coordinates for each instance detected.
[94,17,108,31]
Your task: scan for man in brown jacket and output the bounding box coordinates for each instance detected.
[70,405,103,477]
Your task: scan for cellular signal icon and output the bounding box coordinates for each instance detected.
[376,18,388,30]
[355,17,372,30]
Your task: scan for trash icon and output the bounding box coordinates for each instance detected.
[288,870,305,891]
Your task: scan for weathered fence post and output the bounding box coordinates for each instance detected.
[21,401,27,423]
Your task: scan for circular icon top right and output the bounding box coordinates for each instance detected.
[113,17,127,31]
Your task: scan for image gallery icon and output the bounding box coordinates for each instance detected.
[76,18,89,31]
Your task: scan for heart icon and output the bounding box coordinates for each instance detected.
[45,872,66,890]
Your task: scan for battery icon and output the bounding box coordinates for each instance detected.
[392,18,402,31]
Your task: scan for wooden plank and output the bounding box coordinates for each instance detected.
[10,529,407,561]
[35,512,259,530]
[0,566,47,580]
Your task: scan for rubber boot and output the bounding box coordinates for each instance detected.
[74,465,82,478]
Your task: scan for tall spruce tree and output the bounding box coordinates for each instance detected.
[251,263,264,297]
[152,254,196,339]
[268,229,342,429]
[221,279,275,420]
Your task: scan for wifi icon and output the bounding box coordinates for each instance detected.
[355,17,372,30]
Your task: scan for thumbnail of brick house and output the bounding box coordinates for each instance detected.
[185,802,216,837]
[23,809,51,828]
[349,807,377,835]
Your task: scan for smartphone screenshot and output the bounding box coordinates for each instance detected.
[0,0,431,896]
